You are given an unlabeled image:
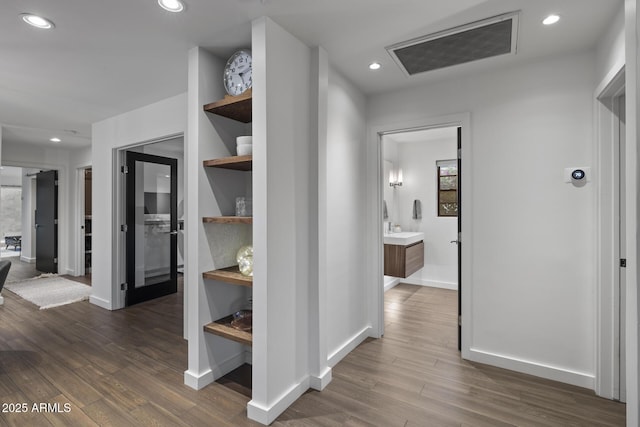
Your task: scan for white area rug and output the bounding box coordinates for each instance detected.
[4,275,90,309]
[0,247,21,258]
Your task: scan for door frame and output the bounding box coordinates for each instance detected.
[367,112,472,358]
[113,134,183,310]
[2,161,65,270]
[595,65,626,400]
[75,165,92,276]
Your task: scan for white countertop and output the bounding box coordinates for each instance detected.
[383,231,424,246]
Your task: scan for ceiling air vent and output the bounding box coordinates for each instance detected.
[386,12,519,76]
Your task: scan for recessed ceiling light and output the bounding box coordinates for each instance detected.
[20,13,55,29]
[543,14,560,25]
[158,0,185,12]
[369,62,382,70]
[50,137,61,143]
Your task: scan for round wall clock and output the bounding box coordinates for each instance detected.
[224,49,252,96]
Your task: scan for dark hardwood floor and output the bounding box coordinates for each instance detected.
[0,279,625,426]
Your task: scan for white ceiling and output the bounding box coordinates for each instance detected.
[0,0,621,149]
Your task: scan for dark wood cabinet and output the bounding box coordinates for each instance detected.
[384,241,424,278]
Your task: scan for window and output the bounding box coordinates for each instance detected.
[437,160,457,216]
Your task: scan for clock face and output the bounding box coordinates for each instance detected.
[224,50,252,96]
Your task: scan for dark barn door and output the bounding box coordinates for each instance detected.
[35,170,58,273]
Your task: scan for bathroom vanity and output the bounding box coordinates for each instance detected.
[384,232,424,278]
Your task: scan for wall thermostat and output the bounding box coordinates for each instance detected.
[571,169,585,180]
[564,167,591,183]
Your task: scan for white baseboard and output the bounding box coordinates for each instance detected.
[309,367,332,391]
[328,326,371,367]
[184,368,214,390]
[184,351,246,390]
[384,277,400,292]
[0,295,4,305]
[20,255,35,263]
[402,277,458,290]
[89,295,112,310]
[248,377,310,425]
[468,348,595,389]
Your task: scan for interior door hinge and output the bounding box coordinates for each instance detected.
[121,166,129,174]
[121,224,128,232]
[54,180,59,186]
[458,232,462,242]
[54,219,58,225]
[53,257,58,264]
[621,258,627,268]
[458,315,462,326]
[121,283,128,291]
[457,148,462,159]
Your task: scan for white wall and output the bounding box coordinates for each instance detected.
[624,1,639,424]
[368,51,598,388]
[91,93,186,310]
[394,137,458,288]
[596,3,625,85]
[2,142,91,274]
[249,17,315,424]
[325,66,369,366]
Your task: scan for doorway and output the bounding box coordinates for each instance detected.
[124,151,178,306]
[380,126,461,346]
[595,66,627,402]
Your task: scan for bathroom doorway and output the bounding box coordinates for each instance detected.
[380,124,462,349]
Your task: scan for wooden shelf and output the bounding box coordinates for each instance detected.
[203,266,252,287]
[203,216,252,224]
[203,89,252,123]
[203,155,252,171]
[204,315,252,346]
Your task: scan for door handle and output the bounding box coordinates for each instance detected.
[450,240,459,244]
[169,230,178,235]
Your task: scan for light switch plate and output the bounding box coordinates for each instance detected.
[564,167,591,183]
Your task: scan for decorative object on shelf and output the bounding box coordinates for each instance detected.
[224,49,252,96]
[236,245,254,276]
[235,197,253,217]
[230,309,252,332]
[236,135,253,156]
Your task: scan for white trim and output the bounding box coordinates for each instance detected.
[20,256,35,263]
[401,278,458,290]
[384,277,401,292]
[328,326,371,367]
[183,368,214,390]
[184,350,246,390]
[248,377,311,425]
[0,295,4,305]
[309,367,332,391]
[469,348,595,389]
[88,295,111,310]
[367,113,472,358]
[594,64,625,401]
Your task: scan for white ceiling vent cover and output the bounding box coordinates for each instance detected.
[387,12,520,76]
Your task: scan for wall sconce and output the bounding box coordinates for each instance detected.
[389,168,403,188]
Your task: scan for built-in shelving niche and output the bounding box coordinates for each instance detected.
[202,96,253,348]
